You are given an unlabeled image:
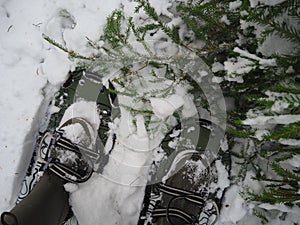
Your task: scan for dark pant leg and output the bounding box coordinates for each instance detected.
[1,171,70,225]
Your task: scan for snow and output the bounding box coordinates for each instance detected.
[254,129,270,141]
[215,160,230,192]
[2,0,207,222]
[212,62,224,73]
[220,137,229,151]
[233,47,276,67]
[220,15,230,25]
[0,1,59,211]
[150,94,184,120]
[285,155,300,167]
[249,0,287,8]
[243,115,300,125]
[219,185,247,224]
[70,173,145,225]
[70,126,151,225]
[271,101,290,113]
[263,90,300,113]
[148,0,173,18]
[229,0,242,10]
[243,171,263,194]
[224,57,252,83]
[41,49,71,85]
[60,101,100,133]
[64,183,79,193]
[278,138,300,147]
[259,203,300,215]
[258,34,300,57]
[212,76,224,84]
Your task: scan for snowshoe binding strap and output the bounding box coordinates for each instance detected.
[38,117,99,183]
[144,183,219,225]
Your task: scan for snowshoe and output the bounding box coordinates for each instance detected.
[134,66,229,225]
[138,118,230,225]
[1,69,119,225]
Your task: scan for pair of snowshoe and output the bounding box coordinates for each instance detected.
[1,68,229,225]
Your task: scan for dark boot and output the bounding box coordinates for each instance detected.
[1,171,69,225]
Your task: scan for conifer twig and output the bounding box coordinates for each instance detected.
[42,34,95,60]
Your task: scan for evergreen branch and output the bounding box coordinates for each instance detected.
[247,4,300,44]
[269,122,300,140]
[134,0,181,44]
[253,209,269,224]
[250,189,300,204]
[120,103,153,115]
[275,152,297,162]
[270,85,300,95]
[268,21,300,44]
[260,146,300,159]
[42,34,95,60]
[101,10,129,48]
[108,88,135,97]
[272,163,300,181]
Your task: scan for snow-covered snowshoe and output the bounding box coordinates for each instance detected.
[0,69,118,225]
[38,118,96,183]
[0,116,98,225]
[138,118,230,225]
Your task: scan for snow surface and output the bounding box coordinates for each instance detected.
[68,102,151,225]
[249,0,287,8]
[243,114,300,125]
[150,94,184,120]
[219,185,247,224]
[229,0,242,10]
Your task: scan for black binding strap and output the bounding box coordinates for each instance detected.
[159,184,205,206]
[147,184,218,225]
[152,207,194,224]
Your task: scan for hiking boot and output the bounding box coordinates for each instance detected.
[1,171,70,225]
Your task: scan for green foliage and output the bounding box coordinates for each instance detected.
[250,160,300,205]
[178,0,239,47]
[101,10,130,48]
[245,0,300,45]
[134,0,180,44]
[272,163,300,181]
[250,189,300,204]
[268,122,300,140]
[253,209,269,224]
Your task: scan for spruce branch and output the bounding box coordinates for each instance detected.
[250,190,300,204]
[120,103,153,115]
[42,34,95,60]
[271,163,300,181]
[269,122,300,140]
[134,0,180,44]
[101,10,129,48]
